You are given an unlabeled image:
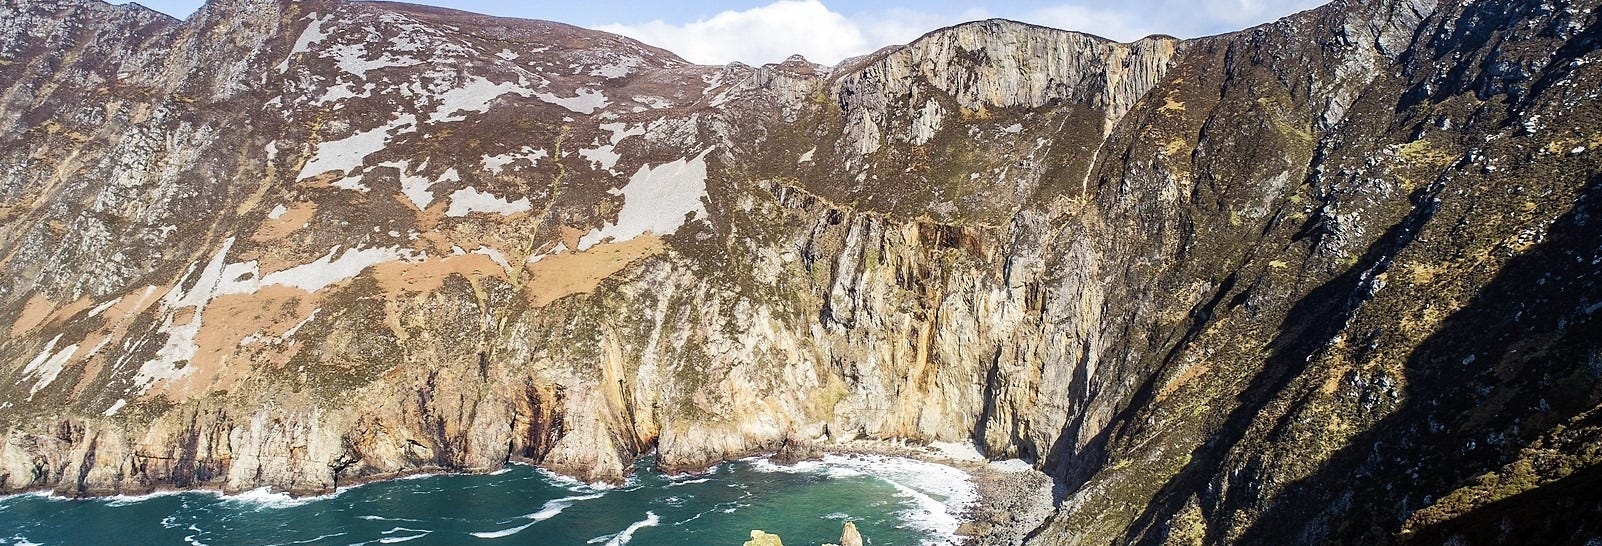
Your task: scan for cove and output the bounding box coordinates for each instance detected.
[0,454,976,546]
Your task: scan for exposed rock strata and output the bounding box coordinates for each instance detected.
[0,0,1599,544]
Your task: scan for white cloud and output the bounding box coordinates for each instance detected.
[1195,0,1327,26]
[595,0,869,65]
[591,0,1331,66]
[595,1,986,66]
[1027,5,1159,42]
[861,6,995,48]
[1028,0,1331,41]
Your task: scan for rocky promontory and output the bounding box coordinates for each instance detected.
[2,0,1600,544]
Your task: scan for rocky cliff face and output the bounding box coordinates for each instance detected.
[1,0,1599,544]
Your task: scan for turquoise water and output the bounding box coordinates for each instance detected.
[0,454,975,546]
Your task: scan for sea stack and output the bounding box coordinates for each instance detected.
[840,521,864,546]
[744,530,784,546]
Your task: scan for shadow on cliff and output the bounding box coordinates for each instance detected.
[1402,439,1602,545]
[1097,175,1445,543]
[1100,171,1602,544]
[1220,173,1602,544]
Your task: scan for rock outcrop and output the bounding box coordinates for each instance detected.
[746,521,864,546]
[1,0,1599,544]
[839,521,863,546]
[746,530,785,546]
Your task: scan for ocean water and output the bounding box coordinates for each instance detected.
[0,454,975,546]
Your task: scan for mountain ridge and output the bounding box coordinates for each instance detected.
[1,0,1599,544]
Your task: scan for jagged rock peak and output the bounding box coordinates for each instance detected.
[827,16,1184,156]
[842,17,1182,111]
[772,53,826,75]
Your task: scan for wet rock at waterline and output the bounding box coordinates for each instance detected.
[1,0,1600,543]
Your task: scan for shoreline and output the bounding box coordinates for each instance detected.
[685,438,1059,546]
[0,439,1056,545]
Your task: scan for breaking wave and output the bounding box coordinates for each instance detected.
[746,454,977,546]
[470,492,606,539]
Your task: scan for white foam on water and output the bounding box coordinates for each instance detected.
[358,515,425,523]
[380,527,429,535]
[7,535,41,546]
[27,485,344,512]
[470,492,604,539]
[472,522,534,540]
[219,486,345,509]
[597,512,658,546]
[746,454,977,546]
[377,533,428,544]
[104,489,191,507]
[530,465,635,492]
[270,532,348,545]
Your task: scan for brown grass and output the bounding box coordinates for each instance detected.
[524,235,664,307]
[251,202,318,242]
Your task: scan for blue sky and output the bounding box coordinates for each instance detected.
[110,0,1329,64]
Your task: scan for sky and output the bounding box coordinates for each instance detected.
[109,0,1330,65]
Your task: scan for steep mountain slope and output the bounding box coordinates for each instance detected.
[0,0,1598,544]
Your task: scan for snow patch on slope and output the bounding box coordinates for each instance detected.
[446,187,531,217]
[386,163,458,210]
[261,246,421,293]
[277,13,332,73]
[577,150,711,250]
[133,239,422,392]
[317,81,374,105]
[579,122,647,172]
[135,239,244,392]
[298,114,416,182]
[590,55,643,79]
[20,335,78,395]
[472,246,515,277]
[326,42,423,79]
[536,88,610,114]
[428,76,534,123]
[482,148,547,174]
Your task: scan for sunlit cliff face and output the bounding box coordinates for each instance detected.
[1,0,1600,543]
